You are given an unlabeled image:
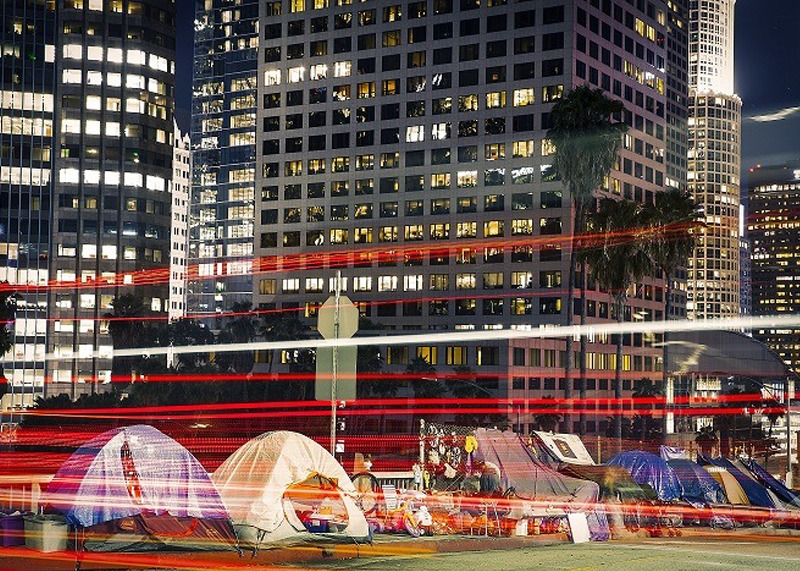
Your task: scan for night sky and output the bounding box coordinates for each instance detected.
[173,0,800,173]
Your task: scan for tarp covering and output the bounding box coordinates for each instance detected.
[743,458,800,509]
[474,429,600,503]
[607,451,682,502]
[81,514,236,552]
[533,432,596,465]
[698,456,777,508]
[212,431,369,545]
[43,425,229,528]
[472,429,608,540]
[667,459,727,506]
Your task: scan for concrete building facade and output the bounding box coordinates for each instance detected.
[251,0,689,435]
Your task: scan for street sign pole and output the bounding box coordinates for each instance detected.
[330,271,342,456]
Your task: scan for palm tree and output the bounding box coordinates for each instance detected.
[259,312,311,400]
[642,189,702,393]
[632,378,664,442]
[547,85,628,429]
[581,198,653,439]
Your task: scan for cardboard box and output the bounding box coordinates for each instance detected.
[23,515,68,552]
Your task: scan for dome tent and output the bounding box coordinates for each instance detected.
[212,431,369,548]
[607,451,682,502]
[42,425,236,552]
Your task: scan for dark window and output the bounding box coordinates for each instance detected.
[358,34,376,50]
[433,0,453,15]
[460,18,480,36]
[264,117,281,132]
[542,32,564,50]
[381,103,400,120]
[433,22,453,39]
[357,106,375,122]
[332,109,350,125]
[334,37,352,53]
[459,43,480,61]
[263,94,280,109]
[406,150,425,166]
[357,131,374,146]
[285,138,302,152]
[431,148,451,164]
[542,5,565,24]
[264,47,281,62]
[514,36,535,54]
[486,14,507,33]
[486,66,505,83]
[382,54,401,71]
[381,128,399,144]
[263,139,280,154]
[332,133,350,149]
[358,58,376,74]
[459,69,479,86]
[309,111,326,127]
[309,87,326,104]
[408,26,426,43]
[514,62,535,80]
[287,90,303,106]
[486,40,506,58]
[285,113,302,129]
[334,13,352,30]
[287,20,304,36]
[512,114,535,132]
[433,47,452,64]
[542,58,563,77]
[514,9,536,29]
[310,16,328,33]
[264,23,281,39]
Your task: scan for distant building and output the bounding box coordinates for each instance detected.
[170,122,191,322]
[0,1,176,400]
[188,0,259,317]
[252,0,689,434]
[686,0,742,320]
[747,162,800,374]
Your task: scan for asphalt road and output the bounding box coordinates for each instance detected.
[298,535,800,571]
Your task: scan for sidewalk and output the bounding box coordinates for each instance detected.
[0,533,568,571]
[2,527,799,571]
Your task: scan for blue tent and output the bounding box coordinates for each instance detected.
[698,456,777,508]
[607,451,682,502]
[667,459,727,506]
[743,459,800,509]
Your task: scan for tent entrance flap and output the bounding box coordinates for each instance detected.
[284,473,350,533]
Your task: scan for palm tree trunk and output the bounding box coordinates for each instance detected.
[661,271,672,438]
[614,295,625,441]
[580,260,588,435]
[564,203,584,433]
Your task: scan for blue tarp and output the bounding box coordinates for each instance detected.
[742,459,800,509]
[667,458,727,506]
[43,425,229,528]
[607,451,682,501]
[698,456,777,508]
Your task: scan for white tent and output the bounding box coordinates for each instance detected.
[212,431,369,547]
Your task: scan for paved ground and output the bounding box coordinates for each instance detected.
[2,528,800,571]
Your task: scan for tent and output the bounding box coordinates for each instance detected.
[666,459,727,506]
[607,451,682,502]
[742,458,800,509]
[472,429,609,540]
[698,456,777,508]
[702,466,750,505]
[559,463,656,504]
[42,425,236,552]
[533,431,596,465]
[212,431,369,547]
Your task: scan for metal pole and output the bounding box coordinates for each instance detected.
[330,271,342,455]
[786,376,792,484]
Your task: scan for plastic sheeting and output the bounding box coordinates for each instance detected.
[743,458,800,509]
[560,464,655,503]
[472,429,608,540]
[667,459,727,506]
[607,451,682,502]
[698,456,777,508]
[212,431,369,545]
[43,425,229,528]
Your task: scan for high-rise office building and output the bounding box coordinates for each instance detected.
[189,0,259,317]
[0,0,56,408]
[170,120,190,321]
[747,162,800,373]
[0,1,177,401]
[253,0,687,434]
[685,0,741,320]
